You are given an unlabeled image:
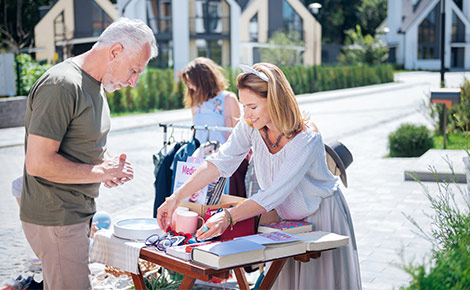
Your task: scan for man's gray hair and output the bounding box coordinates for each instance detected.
[95,18,158,58]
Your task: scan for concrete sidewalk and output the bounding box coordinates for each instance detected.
[0,80,417,149]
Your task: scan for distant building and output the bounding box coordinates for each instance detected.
[34,0,321,71]
[382,0,470,70]
[34,0,117,63]
[118,0,240,75]
[239,0,321,66]
[117,0,321,75]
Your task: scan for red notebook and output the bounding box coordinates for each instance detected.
[204,208,256,241]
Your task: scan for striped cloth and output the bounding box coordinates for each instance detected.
[89,230,144,274]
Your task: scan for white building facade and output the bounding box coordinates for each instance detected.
[383,0,470,70]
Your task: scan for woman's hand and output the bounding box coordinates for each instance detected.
[195,211,230,240]
[156,196,179,231]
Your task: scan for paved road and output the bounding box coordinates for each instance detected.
[1,71,469,288]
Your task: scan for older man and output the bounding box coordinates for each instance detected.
[21,18,158,289]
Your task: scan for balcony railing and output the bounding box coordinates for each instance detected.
[189,16,230,36]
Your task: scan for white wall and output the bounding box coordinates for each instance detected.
[172,1,189,79]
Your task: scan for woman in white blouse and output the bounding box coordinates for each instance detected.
[157,63,362,289]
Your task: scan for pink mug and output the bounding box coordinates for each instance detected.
[171,207,189,229]
[175,210,204,234]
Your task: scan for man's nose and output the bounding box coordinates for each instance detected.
[128,74,139,87]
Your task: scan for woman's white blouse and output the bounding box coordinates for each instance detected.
[206,119,339,220]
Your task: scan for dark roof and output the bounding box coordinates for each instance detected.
[400,0,437,32]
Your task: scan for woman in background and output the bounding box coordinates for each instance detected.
[180,57,240,143]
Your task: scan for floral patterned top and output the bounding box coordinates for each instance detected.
[194,91,229,144]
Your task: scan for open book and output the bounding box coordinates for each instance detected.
[166,241,217,261]
[294,231,349,251]
[238,231,305,261]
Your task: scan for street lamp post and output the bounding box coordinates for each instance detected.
[440,0,446,87]
[308,3,322,70]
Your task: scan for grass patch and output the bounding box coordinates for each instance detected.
[432,133,470,150]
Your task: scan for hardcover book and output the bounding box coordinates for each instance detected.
[238,231,305,260]
[258,220,313,234]
[191,239,265,269]
[294,231,349,251]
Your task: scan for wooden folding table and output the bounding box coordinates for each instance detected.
[131,246,332,290]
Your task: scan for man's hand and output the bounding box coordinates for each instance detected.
[101,153,134,188]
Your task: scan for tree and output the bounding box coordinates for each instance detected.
[303,0,361,44]
[339,25,388,65]
[302,0,387,44]
[259,30,304,66]
[0,0,53,53]
[357,0,387,36]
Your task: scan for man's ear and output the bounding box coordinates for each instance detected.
[109,43,124,60]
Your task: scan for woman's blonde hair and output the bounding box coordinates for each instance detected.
[237,63,306,138]
[181,57,228,108]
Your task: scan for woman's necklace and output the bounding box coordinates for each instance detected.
[262,126,284,149]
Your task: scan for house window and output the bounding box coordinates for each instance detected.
[194,0,222,34]
[451,47,464,68]
[453,0,463,10]
[249,14,258,42]
[54,12,66,42]
[283,0,303,40]
[91,1,113,36]
[418,4,440,59]
[151,40,173,68]
[196,39,222,64]
[147,0,172,34]
[451,11,465,43]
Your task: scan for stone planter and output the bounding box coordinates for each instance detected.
[0,96,27,128]
[464,156,470,202]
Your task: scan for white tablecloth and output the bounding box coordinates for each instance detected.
[89,230,144,274]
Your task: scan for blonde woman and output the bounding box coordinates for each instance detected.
[158,63,361,289]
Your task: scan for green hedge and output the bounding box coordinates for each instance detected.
[106,64,394,114]
[16,54,51,96]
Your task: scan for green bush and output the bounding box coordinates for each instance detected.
[388,123,434,157]
[106,68,184,114]
[400,165,470,289]
[424,79,470,135]
[105,64,393,115]
[16,54,50,96]
[282,64,394,95]
[340,25,389,66]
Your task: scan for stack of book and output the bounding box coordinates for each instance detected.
[188,231,349,269]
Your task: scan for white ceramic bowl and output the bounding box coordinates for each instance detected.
[113,218,164,240]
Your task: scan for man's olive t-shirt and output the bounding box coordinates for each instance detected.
[21,60,111,226]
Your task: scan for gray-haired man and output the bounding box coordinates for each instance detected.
[21,18,158,289]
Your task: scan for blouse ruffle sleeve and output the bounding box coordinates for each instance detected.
[250,132,337,213]
[205,119,253,177]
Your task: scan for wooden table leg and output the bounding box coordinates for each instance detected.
[233,267,250,290]
[179,276,196,290]
[131,265,146,290]
[258,259,287,290]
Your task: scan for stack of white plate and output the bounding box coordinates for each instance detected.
[113,218,164,240]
